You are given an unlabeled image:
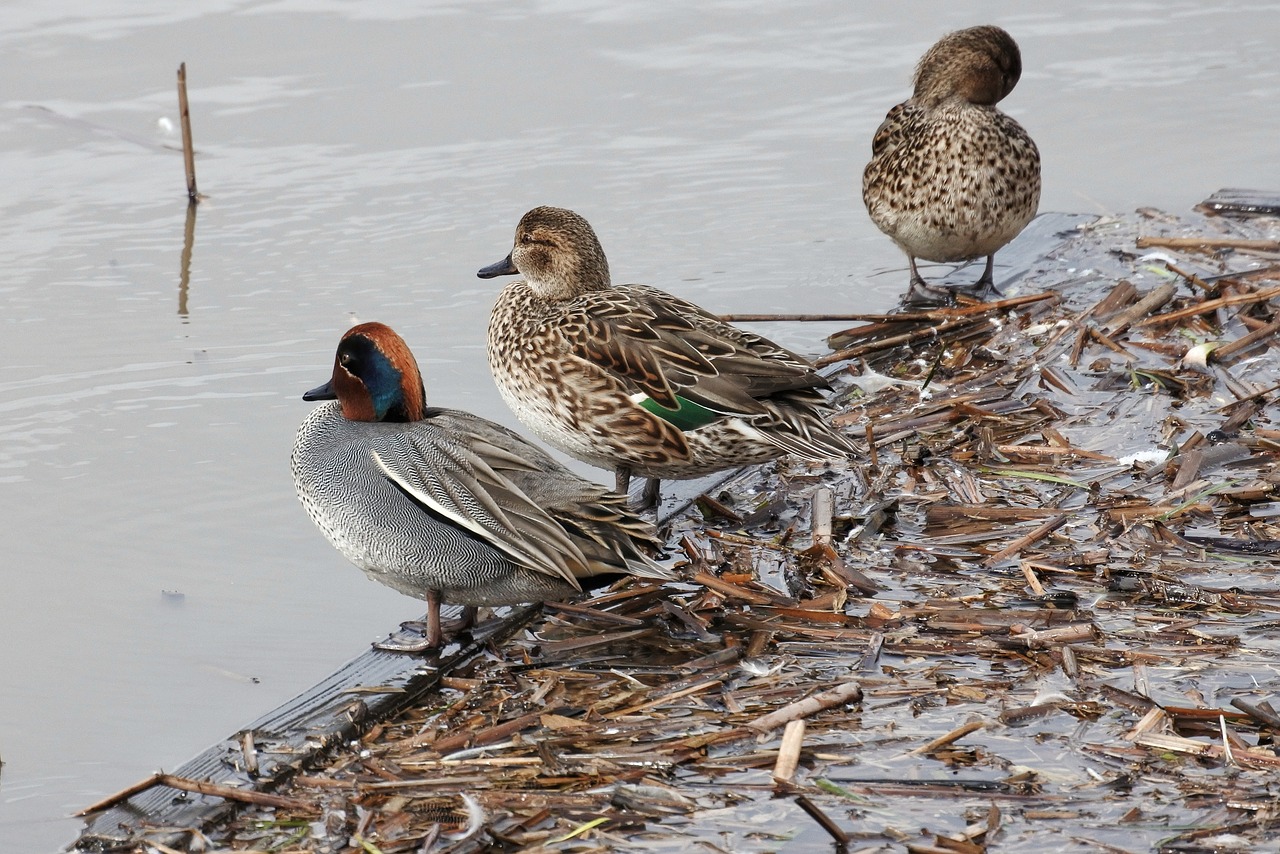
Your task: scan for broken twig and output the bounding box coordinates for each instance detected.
[747,680,863,735]
[176,63,199,202]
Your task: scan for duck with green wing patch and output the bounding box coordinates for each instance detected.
[481,206,858,509]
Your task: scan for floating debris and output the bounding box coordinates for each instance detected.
[76,197,1280,852]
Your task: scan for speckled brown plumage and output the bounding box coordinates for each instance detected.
[863,25,1041,301]
[481,206,857,508]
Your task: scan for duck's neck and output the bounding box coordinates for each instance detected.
[378,385,425,423]
[365,350,426,423]
[528,268,610,302]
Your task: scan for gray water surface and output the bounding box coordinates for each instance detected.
[3,1,1279,849]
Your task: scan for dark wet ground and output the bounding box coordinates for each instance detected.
[77,199,1280,853]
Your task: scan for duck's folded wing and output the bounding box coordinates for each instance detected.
[573,288,830,417]
[436,411,672,581]
[870,101,917,158]
[370,428,588,589]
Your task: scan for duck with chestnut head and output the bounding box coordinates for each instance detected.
[292,321,671,649]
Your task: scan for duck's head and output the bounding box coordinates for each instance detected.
[304,322,426,422]
[477,206,611,301]
[912,25,1022,108]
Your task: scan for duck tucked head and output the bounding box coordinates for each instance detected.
[912,25,1022,108]
[303,322,426,422]
[477,206,611,302]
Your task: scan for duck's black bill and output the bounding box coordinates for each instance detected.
[303,380,337,401]
[477,253,518,279]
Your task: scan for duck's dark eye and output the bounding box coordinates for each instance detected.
[519,233,533,245]
[339,352,356,369]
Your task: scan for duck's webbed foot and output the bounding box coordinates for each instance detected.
[964,254,1004,301]
[617,465,661,511]
[374,591,452,654]
[903,256,957,306]
[639,477,662,511]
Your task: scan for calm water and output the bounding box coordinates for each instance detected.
[3,1,1279,849]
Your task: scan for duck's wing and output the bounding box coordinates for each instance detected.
[869,101,918,159]
[369,420,589,589]
[436,410,673,582]
[570,286,830,419]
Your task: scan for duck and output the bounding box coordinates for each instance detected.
[479,206,857,509]
[291,321,673,649]
[862,24,1040,302]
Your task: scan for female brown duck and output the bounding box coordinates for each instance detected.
[863,25,1041,301]
[480,206,857,509]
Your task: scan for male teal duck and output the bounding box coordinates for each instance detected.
[292,321,672,648]
[862,25,1040,301]
[480,206,857,508]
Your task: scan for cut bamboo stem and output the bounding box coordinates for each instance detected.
[747,679,863,734]
[982,512,1069,567]
[74,773,165,816]
[1137,286,1280,327]
[1101,281,1176,335]
[177,62,199,202]
[811,487,833,547]
[1212,317,1280,363]
[772,719,806,783]
[794,793,852,846]
[1136,235,1280,253]
[719,313,888,322]
[75,771,311,817]
[908,719,985,755]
